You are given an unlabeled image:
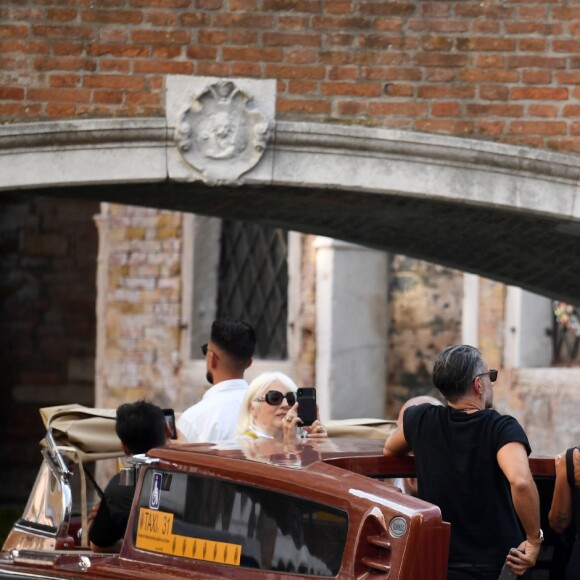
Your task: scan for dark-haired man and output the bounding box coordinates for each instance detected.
[384,344,541,579]
[177,318,256,442]
[89,400,168,552]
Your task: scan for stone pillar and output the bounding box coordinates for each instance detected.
[504,287,552,368]
[315,237,388,421]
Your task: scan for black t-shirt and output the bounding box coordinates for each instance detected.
[403,403,531,566]
[88,473,135,549]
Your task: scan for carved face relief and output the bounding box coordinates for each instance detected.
[175,80,271,183]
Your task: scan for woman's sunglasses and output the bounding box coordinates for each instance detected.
[254,390,296,406]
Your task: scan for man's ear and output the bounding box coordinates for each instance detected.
[121,442,131,456]
[210,351,219,368]
[246,357,253,369]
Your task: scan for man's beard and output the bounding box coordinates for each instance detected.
[206,370,214,385]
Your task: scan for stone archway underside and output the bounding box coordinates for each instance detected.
[1,118,580,302]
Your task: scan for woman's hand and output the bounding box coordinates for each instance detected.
[282,402,302,440]
[300,404,327,438]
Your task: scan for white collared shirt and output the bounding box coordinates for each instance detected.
[177,379,248,443]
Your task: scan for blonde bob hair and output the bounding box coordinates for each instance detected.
[237,372,298,436]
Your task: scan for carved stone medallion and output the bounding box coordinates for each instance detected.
[175,80,271,183]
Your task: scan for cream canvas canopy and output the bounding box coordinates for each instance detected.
[40,404,123,463]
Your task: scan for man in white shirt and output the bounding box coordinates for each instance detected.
[177,318,256,442]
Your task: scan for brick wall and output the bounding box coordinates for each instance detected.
[0,196,98,502]
[2,1,580,152]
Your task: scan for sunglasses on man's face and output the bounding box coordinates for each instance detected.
[255,390,296,406]
[473,369,498,382]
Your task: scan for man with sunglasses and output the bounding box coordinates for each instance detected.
[177,318,256,442]
[384,344,541,580]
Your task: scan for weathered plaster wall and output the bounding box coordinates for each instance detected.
[386,255,463,416]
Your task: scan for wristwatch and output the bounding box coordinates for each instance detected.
[527,529,544,545]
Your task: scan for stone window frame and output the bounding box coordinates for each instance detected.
[178,213,302,387]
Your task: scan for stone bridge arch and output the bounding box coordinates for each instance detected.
[2,108,580,302]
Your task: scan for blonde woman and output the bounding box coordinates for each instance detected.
[237,372,326,440]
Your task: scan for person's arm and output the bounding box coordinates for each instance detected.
[549,451,573,534]
[497,441,541,574]
[383,425,411,456]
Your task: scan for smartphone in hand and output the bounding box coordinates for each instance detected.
[163,408,177,439]
[296,388,317,426]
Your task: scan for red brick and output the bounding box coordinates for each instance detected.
[507,55,566,69]
[337,100,367,115]
[325,0,354,14]
[519,38,547,52]
[230,0,258,8]
[510,121,566,135]
[466,103,523,117]
[288,80,318,94]
[131,30,190,44]
[34,57,97,72]
[100,59,131,73]
[324,32,355,46]
[455,3,513,19]
[505,22,561,35]
[529,105,557,118]
[231,62,261,77]
[479,85,509,101]
[522,70,552,84]
[0,87,25,100]
[186,46,217,59]
[47,8,78,21]
[0,24,29,39]
[415,53,469,67]
[99,28,128,43]
[563,105,580,117]
[195,0,223,8]
[83,75,145,90]
[408,18,468,33]
[456,37,516,52]
[53,42,84,56]
[49,74,81,88]
[369,102,427,116]
[27,87,91,103]
[0,56,27,71]
[196,61,229,76]
[458,69,518,83]
[151,45,182,58]
[414,118,474,135]
[278,15,309,30]
[556,71,580,85]
[222,47,283,62]
[198,30,228,44]
[32,25,92,39]
[214,13,274,28]
[374,18,403,32]
[385,83,414,97]
[135,60,195,74]
[320,51,354,65]
[0,103,41,118]
[418,85,475,98]
[45,103,77,118]
[94,90,123,104]
[472,21,500,34]
[265,64,325,79]
[321,81,381,97]
[510,87,568,100]
[231,30,258,44]
[475,54,505,68]
[263,32,321,47]
[286,49,318,65]
[425,68,455,82]
[88,44,149,57]
[125,92,161,106]
[264,0,320,11]
[277,98,331,114]
[180,13,210,26]
[146,11,178,25]
[359,2,415,17]
[422,35,453,51]
[476,120,505,136]
[431,101,460,117]
[546,139,580,153]
[0,40,49,55]
[555,39,580,53]
[83,10,143,24]
[328,66,359,81]
[129,0,191,7]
